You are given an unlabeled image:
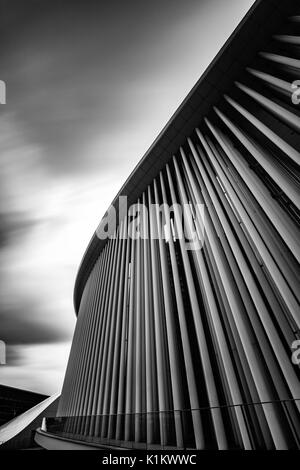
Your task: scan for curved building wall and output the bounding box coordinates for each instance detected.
[56,0,300,450]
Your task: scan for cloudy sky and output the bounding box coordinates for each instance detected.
[0,0,254,396]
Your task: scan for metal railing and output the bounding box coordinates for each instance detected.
[43,398,300,450]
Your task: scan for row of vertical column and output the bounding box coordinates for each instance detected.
[57,10,300,449]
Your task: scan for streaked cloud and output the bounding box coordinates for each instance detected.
[0,0,255,394]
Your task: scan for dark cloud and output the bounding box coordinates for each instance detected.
[0,211,39,248]
[0,0,209,175]
[0,307,71,346]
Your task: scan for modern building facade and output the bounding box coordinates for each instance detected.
[44,0,300,450]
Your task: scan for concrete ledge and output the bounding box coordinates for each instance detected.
[35,428,128,450]
[35,428,183,451]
